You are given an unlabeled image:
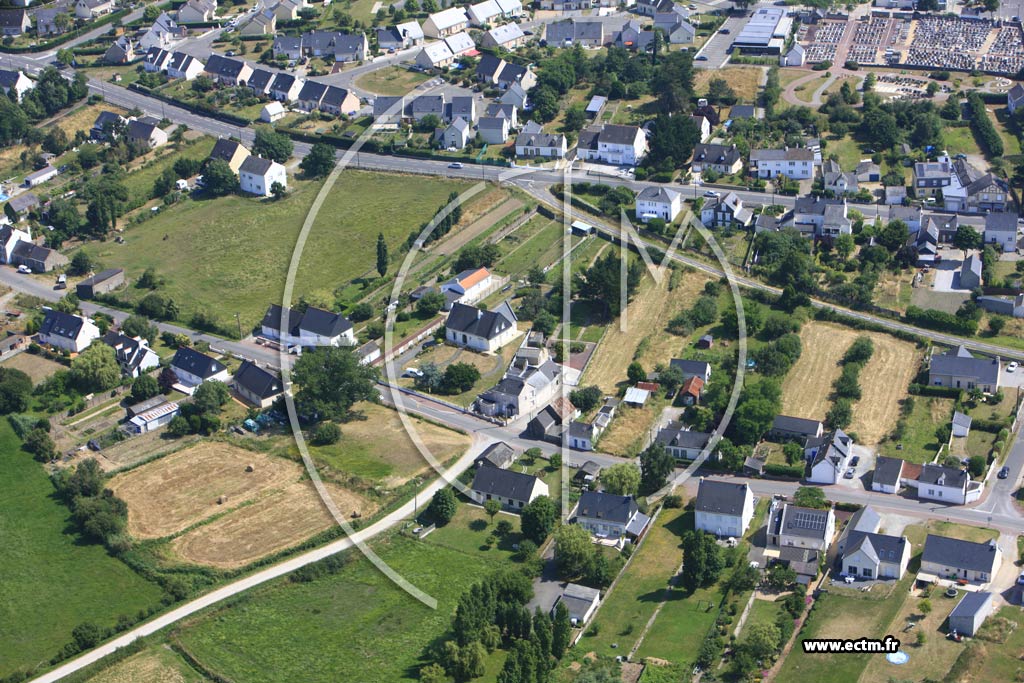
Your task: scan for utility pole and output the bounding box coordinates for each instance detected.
[235,312,242,339]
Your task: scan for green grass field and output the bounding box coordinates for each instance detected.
[121,137,217,207]
[79,171,466,332]
[878,396,954,461]
[173,535,495,683]
[0,421,164,678]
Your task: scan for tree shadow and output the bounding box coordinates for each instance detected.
[469,518,488,532]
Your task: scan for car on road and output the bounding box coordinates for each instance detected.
[696,55,708,61]
[703,190,720,198]
[1008,361,1019,373]
[17,265,31,274]
[719,28,730,33]
[850,455,860,466]
[999,466,1010,479]
[844,467,855,479]
[448,162,464,169]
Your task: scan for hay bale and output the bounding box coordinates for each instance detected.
[217,495,228,505]
[245,464,255,472]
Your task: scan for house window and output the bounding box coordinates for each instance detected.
[863,568,872,578]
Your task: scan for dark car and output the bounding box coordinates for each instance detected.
[999,466,1010,479]
[719,28,730,33]
[696,55,708,61]
[850,455,860,467]
[87,439,102,452]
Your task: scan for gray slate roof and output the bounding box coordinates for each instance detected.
[929,345,1000,386]
[171,347,226,379]
[872,456,905,488]
[471,467,540,501]
[576,491,637,524]
[695,479,748,516]
[233,360,283,399]
[922,534,1000,574]
[445,302,514,340]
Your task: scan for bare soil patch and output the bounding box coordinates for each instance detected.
[87,647,203,683]
[171,480,376,569]
[0,352,65,383]
[109,442,301,539]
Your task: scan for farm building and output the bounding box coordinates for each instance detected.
[76,268,125,299]
[128,401,180,434]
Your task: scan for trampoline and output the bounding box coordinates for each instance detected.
[886,651,910,665]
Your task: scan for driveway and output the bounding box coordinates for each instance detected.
[527,542,565,617]
[931,260,970,293]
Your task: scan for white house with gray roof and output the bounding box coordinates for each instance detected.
[984,212,1018,252]
[841,530,911,580]
[445,302,518,353]
[655,421,711,460]
[436,117,470,150]
[749,146,817,180]
[635,186,682,223]
[695,479,754,538]
[469,467,547,510]
[515,121,566,158]
[912,464,982,505]
[928,344,1000,393]
[805,429,852,485]
[239,156,287,197]
[920,535,1001,584]
[1009,83,1024,113]
[38,310,100,353]
[577,124,647,165]
[768,501,835,552]
[574,491,650,540]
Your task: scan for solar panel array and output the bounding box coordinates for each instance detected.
[790,510,826,531]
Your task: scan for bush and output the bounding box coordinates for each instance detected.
[311,421,341,445]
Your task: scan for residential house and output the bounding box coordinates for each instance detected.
[920,535,1002,584]
[447,96,477,124]
[669,358,711,383]
[232,360,284,408]
[34,8,67,37]
[574,491,651,540]
[76,268,124,299]
[984,212,1018,252]
[469,467,548,510]
[139,12,185,51]
[177,0,216,23]
[635,0,674,16]
[437,117,471,150]
[943,157,1009,213]
[475,53,508,85]
[474,441,518,469]
[268,72,302,102]
[841,530,911,580]
[167,51,204,79]
[0,8,30,35]
[690,143,743,176]
[272,34,303,60]
[74,0,112,19]
[834,505,881,553]
[128,401,180,434]
[871,456,906,494]
[260,304,356,348]
[515,122,566,158]
[475,359,561,419]
[127,118,168,149]
[553,584,600,627]
[545,19,604,48]
[238,156,287,197]
[692,114,711,143]
[822,159,858,196]
[412,94,446,122]
[100,331,160,377]
[143,46,172,72]
[701,191,753,229]
[804,429,852,485]
[37,310,100,353]
[695,478,754,538]
[467,0,502,25]
[977,293,1024,318]
[484,102,518,128]
[320,85,359,116]
[495,0,523,18]
[750,146,817,180]
[394,19,425,46]
[635,186,682,223]
[928,344,1000,393]
[951,410,972,438]
[793,196,845,236]
[525,395,578,443]
[477,115,510,145]
[482,22,526,49]
[11,242,66,272]
[270,0,301,22]
[443,31,475,58]
[441,266,493,304]
[576,124,647,166]
[445,301,518,353]
[0,69,33,102]
[209,138,251,173]
[613,20,653,52]
[948,592,995,637]
[0,225,31,264]
[239,9,276,36]
[912,159,951,198]
[818,201,852,238]
[327,32,369,62]
[296,80,327,111]
[1008,83,1024,113]
[568,420,596,451]
[655,421,711,460]
[891,205,923,233]
[654,9,695,44]
[771,415,823,442]
[960,253,983,290]
[912,463,982,505]
[416,41,455,69]
[169,347,229,388]
[422,7,468,38]
[260,101,286,123]
[103,36,135,65]
[767,501,836,552]
[204,54,252,86]
[376,26,406,52]
[4,193,38,222]
[778,546,821,584]
[679,375,704,405]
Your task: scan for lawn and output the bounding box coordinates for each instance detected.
[902,521,999,548]
[781,322,863,421]
[120,137,217,207]
[424,504,524,562]
[694,67,763,103]
[0,351,66,383]
[77,171,467,333]
[582,507,691,655]
[398,338,522,408]
[821,134,867,172]
[741,597,788,638]
[597,397,666,458]
[172,535,498,683]
[942,125,982,159]
[0,421,165,679]
[86,646,206,683]
[972,607,1024,682]
[776,578,912,683]
[496,216,564,276]
[878,395,954,462]
[354,66,430,96]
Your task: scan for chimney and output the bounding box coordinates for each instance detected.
[477,308,483,320]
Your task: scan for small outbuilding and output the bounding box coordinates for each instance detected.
[128,401,180,433]
[948,591,994,637]
[553,583,601,626]
[76,268,125,299]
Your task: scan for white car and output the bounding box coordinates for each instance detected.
[1008,361,1019,373]
[448,162,464,169]
[703,190,720,198]
[402,368,424,379]
[17,265,31,274]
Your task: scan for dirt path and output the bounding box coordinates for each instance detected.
[435,197,524,256]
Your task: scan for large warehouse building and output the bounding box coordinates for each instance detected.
[732,7,792,55]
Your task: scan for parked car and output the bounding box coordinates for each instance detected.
[403,368,424,379]
[850,455,860,467]
[703,190,720,198]
[448,162,464,169]
[999,466,1010,479]
[17,265,31,274]
[843,575,855,584]
[1018,570,1024,585]
[844,467,855,479]
[1008,361,1019,373]
[696,55,708,61]
[719,28,730,33]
